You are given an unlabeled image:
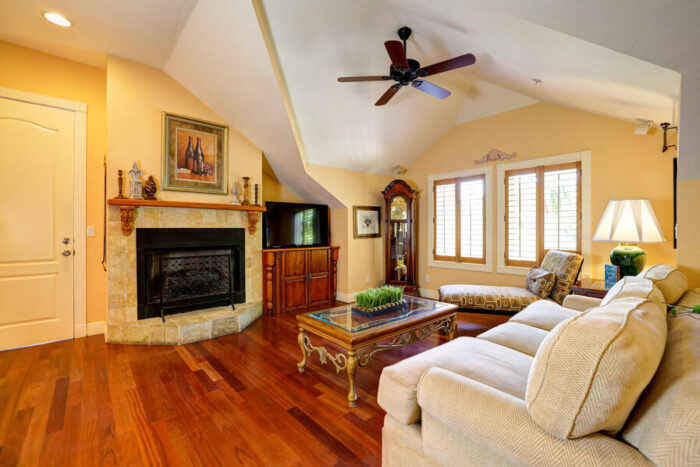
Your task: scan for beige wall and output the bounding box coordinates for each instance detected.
[306,164,391,296]
[404,102,676,294]
[107,55,262,205]
[0,41,108,324]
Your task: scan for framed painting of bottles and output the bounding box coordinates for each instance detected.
[162,112,228,194]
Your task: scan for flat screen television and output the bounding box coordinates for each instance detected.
[263,201,330,249]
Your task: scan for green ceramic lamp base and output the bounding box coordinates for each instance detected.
[610,243,647,277]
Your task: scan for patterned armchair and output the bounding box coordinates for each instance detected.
[438,251,584,314]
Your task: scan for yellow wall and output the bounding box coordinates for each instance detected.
[677,178,700,286]
[306,164,391,295]
[107,56,262,206]
[262,172,302,203]
[404,102,676,294]
[0,41,108,324]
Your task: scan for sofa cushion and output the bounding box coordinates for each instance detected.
[477,322,548,356]
[637,264,688,304]
[540,250,584,304]
[509,299,581,331]
[526,297,667,439]
[525,266,556,299]
[377,336,532,425]
[620,289,700,465]
[601,276,665,312]
[438,284,539,313]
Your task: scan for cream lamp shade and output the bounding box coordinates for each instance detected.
[593,199,665,243]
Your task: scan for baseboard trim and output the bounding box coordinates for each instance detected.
[419,288,439,300]
[87,321,105,336]
[336,292,354,303]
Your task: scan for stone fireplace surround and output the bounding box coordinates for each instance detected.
[105,205,262,345]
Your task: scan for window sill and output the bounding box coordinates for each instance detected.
[496,265,531,276]
[428,259,492,272]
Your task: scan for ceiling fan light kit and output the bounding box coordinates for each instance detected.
[337,26,476,106]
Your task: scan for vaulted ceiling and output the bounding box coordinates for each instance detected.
[0,0,687,199]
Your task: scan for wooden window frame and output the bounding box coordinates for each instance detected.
[505,162,581,268]
[433,174,486,264]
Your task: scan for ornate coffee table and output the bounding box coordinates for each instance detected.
[296,296,457,407]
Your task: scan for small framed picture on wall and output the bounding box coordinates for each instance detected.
[353,206,381,238]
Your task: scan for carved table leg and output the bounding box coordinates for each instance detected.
[448,315,457,340]
[297,328,308,372]
[347,350,358,407]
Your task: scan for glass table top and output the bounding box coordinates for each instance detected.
[309,296,446,333]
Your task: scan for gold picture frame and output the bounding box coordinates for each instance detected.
[353,206,381,238]
[162,112,228,194]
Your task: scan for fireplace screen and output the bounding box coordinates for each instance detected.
[160,254,232,304]
[137,228,245,320]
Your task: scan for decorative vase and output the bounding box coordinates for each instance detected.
[610,243,647,277]
[242,177,251,206]
[144,176,158,200]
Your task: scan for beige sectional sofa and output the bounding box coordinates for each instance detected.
[378,265,700,466]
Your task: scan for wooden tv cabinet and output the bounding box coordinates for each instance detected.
[262,246,340,314]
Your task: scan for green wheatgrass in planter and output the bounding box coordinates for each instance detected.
[354,285,404,309]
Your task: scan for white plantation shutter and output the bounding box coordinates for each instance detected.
[434,181,456,257]
[505,162,581,266]
[460,178,484,259]
[433,175,486,262]
[544,166,579,251]
[507,171,537,262]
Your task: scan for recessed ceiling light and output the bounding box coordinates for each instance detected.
[44,12,72,27]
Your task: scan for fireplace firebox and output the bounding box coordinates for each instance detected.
[137,228,245,320]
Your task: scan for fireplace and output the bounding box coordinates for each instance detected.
[137,228,245,320]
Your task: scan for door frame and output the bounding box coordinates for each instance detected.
[0,86,88,338]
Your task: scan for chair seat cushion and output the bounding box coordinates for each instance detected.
[438,284,540,313]
[509,299,582,331]
[377,336,532,425]
[477,322,549,356]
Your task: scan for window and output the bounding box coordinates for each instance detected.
[505,162,581,267]
[433,174,485,263]
[293,209,316,245]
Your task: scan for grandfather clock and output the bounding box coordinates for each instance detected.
[382,179,417,292]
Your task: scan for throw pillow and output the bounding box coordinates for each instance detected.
[525,297,667,439]
[525,266,556,299]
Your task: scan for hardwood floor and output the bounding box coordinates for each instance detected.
[0,310,507,466]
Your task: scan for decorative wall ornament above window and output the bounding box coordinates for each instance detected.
[475,148,516,165]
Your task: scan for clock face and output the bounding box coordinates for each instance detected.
[390,196,407,220]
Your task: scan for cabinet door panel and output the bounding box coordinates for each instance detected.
[283,250,307,277]
[283,278,308,312]
[309,276,330,306]
[308,249,330,274]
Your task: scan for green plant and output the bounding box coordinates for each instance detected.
[354,285,404,309]
[668,303,700,319]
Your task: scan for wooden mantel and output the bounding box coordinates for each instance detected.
[107,198,265,236]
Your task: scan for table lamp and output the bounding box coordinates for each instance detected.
[593,199,665,277]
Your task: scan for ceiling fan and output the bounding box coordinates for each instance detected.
[337,26,476,106]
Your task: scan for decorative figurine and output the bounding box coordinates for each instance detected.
[394,254,407,282]
[254,183,260,206]
[144,176,158,200]
[231,181,242,205]
[242,176,251,205]
[128,161,144,200]
[115,169,128,199]
[475,148,516,165]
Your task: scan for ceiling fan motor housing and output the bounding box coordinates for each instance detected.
[390,59,422,85]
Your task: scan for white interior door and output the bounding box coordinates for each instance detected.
[0,96,75,351]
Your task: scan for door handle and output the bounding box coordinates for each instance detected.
[62,250,72,257]
[62,237,71,244]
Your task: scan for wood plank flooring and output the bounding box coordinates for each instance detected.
[0,310,507,466]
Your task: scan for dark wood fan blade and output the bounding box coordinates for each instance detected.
[337,76,390,82]
[375,85,401,106]
[384,40,409,69]
[418,53,475,77]
[411,80,451,99]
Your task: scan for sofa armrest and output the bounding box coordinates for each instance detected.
[562,294,602,311]
[416,367,651,466]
